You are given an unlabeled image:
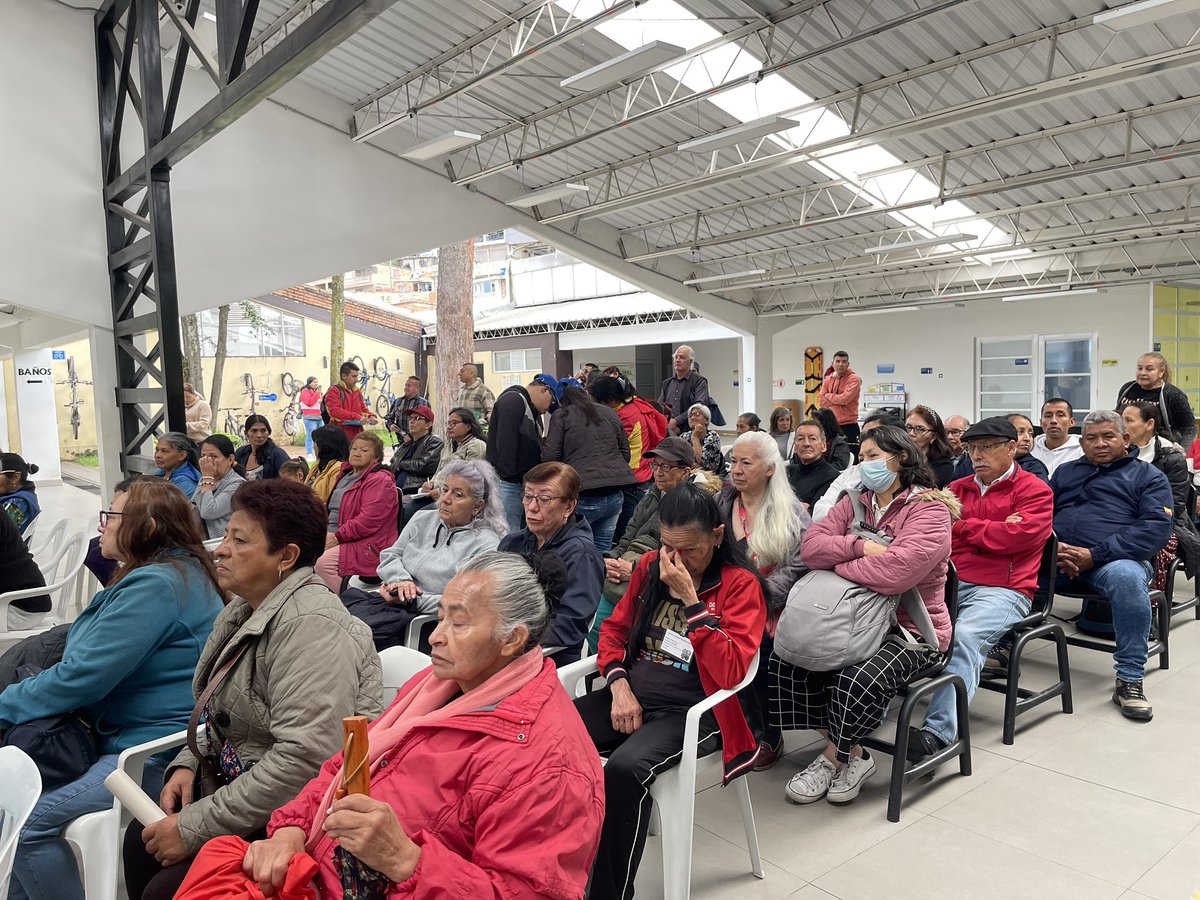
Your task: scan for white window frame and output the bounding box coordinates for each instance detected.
[975,331,1098,421]
[493,348,542,373]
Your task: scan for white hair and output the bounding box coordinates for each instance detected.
[731,431,805,571]
[687,402,711,424]
[1083,409,1125,432]
[458,551,551,649]
[439,459,508,537]
[676,345,695,360]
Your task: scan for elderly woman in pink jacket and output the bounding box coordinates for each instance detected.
[770,424,958,807]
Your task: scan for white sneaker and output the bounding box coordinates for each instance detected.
[784,755,837,804]
[827,752,876,804]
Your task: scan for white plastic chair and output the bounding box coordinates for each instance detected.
[0,533,88,650]
[29,518,67,561]
[0,747,41,898]
[561,653,764,900]
[378,645,431,704]
[19,515,40,549]
[63,730,187,900]
[202,537,222,553]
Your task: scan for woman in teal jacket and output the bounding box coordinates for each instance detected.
[0,477,224,900]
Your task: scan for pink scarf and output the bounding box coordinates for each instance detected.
[304,648,545,852]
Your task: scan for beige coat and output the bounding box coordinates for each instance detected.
[169,568,382,853]
[186,398,212,442]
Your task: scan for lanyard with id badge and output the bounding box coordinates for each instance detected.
[660,628,694,665]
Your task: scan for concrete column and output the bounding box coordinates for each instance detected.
[89,328,123,498]
[0,361,10,452]
[13,349,62,481]
[738,314,773,421]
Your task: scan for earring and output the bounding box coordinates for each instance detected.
[277,566,284,581]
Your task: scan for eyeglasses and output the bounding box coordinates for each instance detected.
[99,510,123,527]
[967,440,1009,454]
[649,461,683,473]
[946,428,966,436]
[905,424,931,435]
[447,419,466,427]
[521,492,565,506]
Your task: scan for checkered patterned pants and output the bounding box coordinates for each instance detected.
[769,641,938,763]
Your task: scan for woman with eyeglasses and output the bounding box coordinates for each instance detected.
[496,461,604,665]
[0,478,223,900]
[193,435,246,540]
[0,452,41,536]
[905,405,957,487]
[153,432,202,499]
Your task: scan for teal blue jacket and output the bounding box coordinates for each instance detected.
[0,554,223,754]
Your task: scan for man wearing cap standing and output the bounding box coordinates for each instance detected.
[486,375,559,531]
[908,417,1054,760]
[389,405,444,493]
[588,436,722,651]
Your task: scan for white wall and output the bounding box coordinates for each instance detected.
[770,285,1152,419]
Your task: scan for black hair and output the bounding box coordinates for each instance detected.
[813,407,841,445]
[907,404,954,460]
[157,432,200,471]
[521,550,567,619]
[305,376,319,388]
[242,414,279,457]
[447,406,485,445]
[738,412,762,430]
[588,376,627,406]
[559,384,603,425]
[311,425,350,471]
[601,365,623,377]
[1006,412,1035,430]
[1042,397,1075,417]
[863,409,903,429]
[406,375,423,388]
[339,360,360,377]
[833,350,849,359]
[859,425,937,490]
[1125,399,1173,442]
[0,453,38,486]
[200,433,246,477]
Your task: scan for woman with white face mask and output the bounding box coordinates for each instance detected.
[771,425,958,807]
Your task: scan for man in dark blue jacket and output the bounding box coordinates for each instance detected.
[1052,409,1173,721]
[485,376,558,531]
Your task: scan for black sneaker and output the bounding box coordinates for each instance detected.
[906,727,947,763]
[1112,679,1153,721]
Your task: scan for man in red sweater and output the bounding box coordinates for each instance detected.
[908,416,1054,761]
[818,351,862,444]
[324,360,377,441]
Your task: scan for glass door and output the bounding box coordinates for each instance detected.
[1041,333,1097,417]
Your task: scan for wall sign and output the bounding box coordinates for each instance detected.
[1015,358,1030,366]
[52,350,66,360]
[877,364,895,374]
[920,367,933,375]
[258,393,278,402]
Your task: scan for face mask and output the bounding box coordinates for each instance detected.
[858,456,897,493]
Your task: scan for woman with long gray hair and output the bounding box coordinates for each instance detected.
[341,459,508,650]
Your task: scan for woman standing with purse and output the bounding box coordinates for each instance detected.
[123,479,383,900]
[0,478,224,900]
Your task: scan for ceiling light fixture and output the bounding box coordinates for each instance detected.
[871,233,977,254]
[682,268,767,285]
[1002,287,1100,302]
[560,41,685,92]
[400,131,481,161]
[842,306,921,317]
[508,183,589,209]
[1093,0,1200,30]
[677,117,799,154]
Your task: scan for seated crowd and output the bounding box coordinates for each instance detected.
[1,347,1195,900]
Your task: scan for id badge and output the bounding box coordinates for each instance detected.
[660,629,694,664]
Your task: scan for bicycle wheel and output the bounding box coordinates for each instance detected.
[281,372,298,397]
[375,393,392,419]
[283,410,296,436]
[71,409,81,440]
[373,356,388,381]
[351,355,367,376]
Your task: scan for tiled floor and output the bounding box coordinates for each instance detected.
[636,587,1200,900]
[30,478,1200,899]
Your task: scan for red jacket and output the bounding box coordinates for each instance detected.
[819,370,861,426]
[269,658,605,899]
[598,552,766,783]
[323,385,371,440]
[802,487,958,651]
[616,398,668,483]
[949,465,1054,598]
[331,463,399,577]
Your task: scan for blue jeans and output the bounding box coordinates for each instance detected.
[303,416,322,455]
[10,754,168,900]
[497,479,526,533]
[922,581,1030,745]
[576,490,623,554]
[613,482,649,548]
[1058,559,1153,683]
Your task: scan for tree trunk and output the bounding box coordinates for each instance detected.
[330,273,345,385]
[209,304,230,420]
[435,240,475,426]
[180,313,203,389]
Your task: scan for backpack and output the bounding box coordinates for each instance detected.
[320,386,347,425]
[774,491,939,671]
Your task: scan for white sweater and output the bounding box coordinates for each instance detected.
[376,509,503,613]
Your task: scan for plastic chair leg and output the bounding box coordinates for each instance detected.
[654,766,698,900]
[64,808,119,900]
[734,776,764,879]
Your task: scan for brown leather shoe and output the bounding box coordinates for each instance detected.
[752,738,784,771]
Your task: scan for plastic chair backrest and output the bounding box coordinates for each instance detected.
[1031,533,1059,617]
[31,519,67,561]
[378,646,431,704]
[0,747,41,897]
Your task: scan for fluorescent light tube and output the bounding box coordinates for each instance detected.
[842,306,921,317]
[400,131,481,160]
[871,233,977,254]
[683,269,767,285]
[560,41,685,92]
[1003,288,1100,302]
[677,117,799,154]
[1094,0,1200,30]
[508,183,589,209]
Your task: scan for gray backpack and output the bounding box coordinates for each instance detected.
[774,491,939,671]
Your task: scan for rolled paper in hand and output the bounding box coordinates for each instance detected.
[336,716,371,799]
[104,768,166,825]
